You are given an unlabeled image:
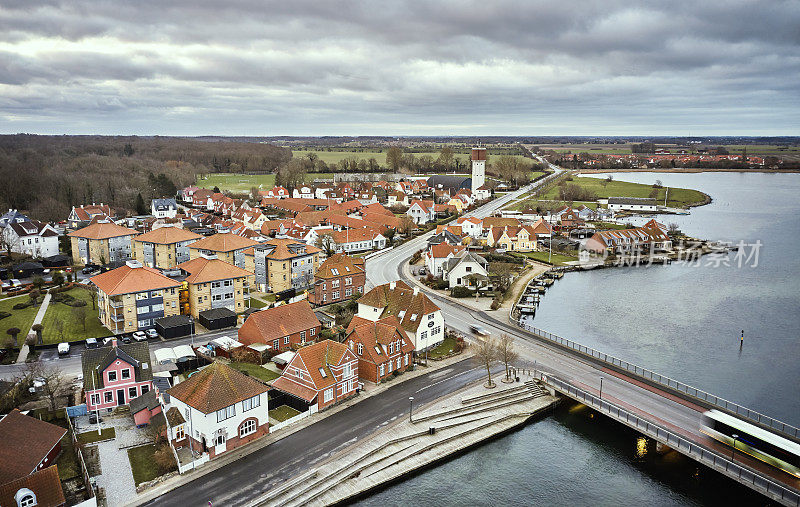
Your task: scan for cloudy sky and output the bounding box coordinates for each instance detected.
[1,0,798,136]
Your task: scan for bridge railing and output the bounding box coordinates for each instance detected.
[538,372,800,507]
[518,322,800,441]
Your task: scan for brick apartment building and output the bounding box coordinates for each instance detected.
[308,254,366,306]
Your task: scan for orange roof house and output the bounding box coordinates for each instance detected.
[238,300,321,351]
[345,316,414,384]
[91,261,181,296]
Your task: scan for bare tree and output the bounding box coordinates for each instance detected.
[386,147,403,172]
[398,215,415,235]
[53,320,65,343]
[668,222,680,235]
[474,335,499,388]
[497,334,519,382]
[72,305,88,331]
[314,232,338,257]
[25,362,67,412]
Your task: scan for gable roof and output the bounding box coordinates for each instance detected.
[167,361,269,414]
[238,300,321,346]
[0,466,65,507]
[178,256,253,284]
[134,227,202,245]
[7,220,58,238]
[0,410,67,483]
[357,281,440,333]
[91,263,181,296]
[345,316,413,364]
[428,242,464,259]
[81,341,153,391]
[290,339,351,390]
[316,254,365,279]
[67,221,138,240]
[255,238,321,260]
[188,232,260,252]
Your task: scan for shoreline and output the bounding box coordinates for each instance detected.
[578,167,800,174]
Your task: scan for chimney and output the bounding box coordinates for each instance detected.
[112,338,118,348]
[389,281,396,290]
[413,287,419,296]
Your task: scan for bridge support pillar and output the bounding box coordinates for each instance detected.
[656,442,671,454]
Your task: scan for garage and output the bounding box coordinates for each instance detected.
[198,308,237,330]
[154,315,195,339]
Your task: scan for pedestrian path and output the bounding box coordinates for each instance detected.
[16,292,51,363]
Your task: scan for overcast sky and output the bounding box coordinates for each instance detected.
[1,0,798,136]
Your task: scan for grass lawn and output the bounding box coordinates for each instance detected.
[56,434,80,480]
[540,176,705,208]
[229,361,280,382]
[590,221,629,230]
[247,297,268,309]
[428,336,460,359]
[128,444,166,486]
[0,296,40,340]
[41,288,111,344]
[77,427,116,445]
[269,405,301,422]
[515,251,578,266]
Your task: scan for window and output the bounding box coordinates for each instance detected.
[331,279,340,288]
[421,331,427,340]
[175,425,185,440]
[343,363,352,378]
[300,331,306,340]
[90,393,100,406]
[283,336,289,345]
[345,288,352,297]
[240,419,257,437]
[389,342,394,354]
[104,392,113,403]
[310,327,316,336]
[136,292,148,300]
[323,388,333,403]
[322,294,327,302]
[379,364,385,376]
[433,326,441,335]
[15,490,36,507]
[319,367,327,378]
[121,369,131,380]
[397,357,402,369]
[242,395,260,411]
[388,360,393,373]
[141,385,149,394]
[345,277,352,285]
[107,370,117,382]
[404,354,409,366]
[216,404,236,422]
[332,291,339,299]
[273,339,279,350]
[128,387,137,399]
[357,343,363,355]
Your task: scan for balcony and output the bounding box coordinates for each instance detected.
[109,299,124,308]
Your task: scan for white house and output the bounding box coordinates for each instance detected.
[2,220,60,258]
[266,186,290,199]
[331,228,386,253]
[164,362,270,461]
[357,281,445,351]
[293,186,315,199]
[425,242,464,277]
[442,251,490,289]
[314,186,333,200]
[151,198,178,219]
[387,191,409,208]
[0,209,30,228]
[456,216,483,238]
[607,197,658,212]
[407,200,435,225]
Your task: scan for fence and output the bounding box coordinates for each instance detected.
[64,410,96,499]
[270,409,312,432]
[538,373,800,507]
[518,322,800,441]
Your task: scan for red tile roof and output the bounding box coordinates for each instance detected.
[167,361,269,414]
[238,300,321,346]
[0,410,67,483]
[134,227,202,244]
[188,232,260,252]
[357,281,439,333]
[316,254,365,279]
[178,256,253,284]
[0,466,65,507]
[67,221,138,240]
[91,263,181,296]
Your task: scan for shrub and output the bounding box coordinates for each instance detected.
[450,286,474,298]
[12,302,29,310]
[0,312,10,320]
[66,299,86,307]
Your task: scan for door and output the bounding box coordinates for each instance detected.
[116,389,125,406]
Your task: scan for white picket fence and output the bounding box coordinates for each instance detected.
[270,410,312,432]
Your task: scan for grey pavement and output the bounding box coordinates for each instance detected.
[94,438,137,507]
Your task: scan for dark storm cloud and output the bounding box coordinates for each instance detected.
[0,0,797,134]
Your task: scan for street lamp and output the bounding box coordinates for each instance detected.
[731,434,739,461]
[599,377,603,400]
[408,396,414,423]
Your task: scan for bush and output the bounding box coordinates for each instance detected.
[450,286,474,298]
[12,302,29,310]
[0,312,10,320]
[66,299,87,307]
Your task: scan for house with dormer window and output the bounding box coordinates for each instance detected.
[81,340,154,411]
[271,339,358,412]
[345,316,414,384]
[237,300,321,352]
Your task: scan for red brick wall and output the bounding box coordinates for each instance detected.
[265,327,321,352]
[308,272,366,306]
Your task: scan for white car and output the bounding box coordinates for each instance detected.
[132,331,147,342]
[57,342,70,355]
[145,329,159,339]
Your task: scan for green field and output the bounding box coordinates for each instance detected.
[77,427,116,444]
[291,149,532,166]
[515,251,578,266]
[515,176,705,209]
[197,172,337,193]
[128,444,174,485]
[0,296,40,345]
[269,405,301,422]
[41,288,111,344]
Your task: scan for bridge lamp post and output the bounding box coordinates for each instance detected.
[409,396,414,423]
[731,434,739,461]
[599,377,603,400]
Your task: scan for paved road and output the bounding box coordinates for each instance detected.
[143,358,498,507]
[365,178,800,495]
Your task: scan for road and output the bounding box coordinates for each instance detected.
[365,174,800,495]
[142,358,499,507]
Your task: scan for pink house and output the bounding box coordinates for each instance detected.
[81,340,154,412]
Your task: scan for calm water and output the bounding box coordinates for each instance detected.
[357,172,799,506]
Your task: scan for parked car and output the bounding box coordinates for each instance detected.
[81,266,95,274]
[132,331,147,342]
[145,329,158,339]
[57,342,70,356]
[418,267,427,275]
[89,413,103,424]
[120,334,133,344]
[0,281,10,290]
[85,338,98,349]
